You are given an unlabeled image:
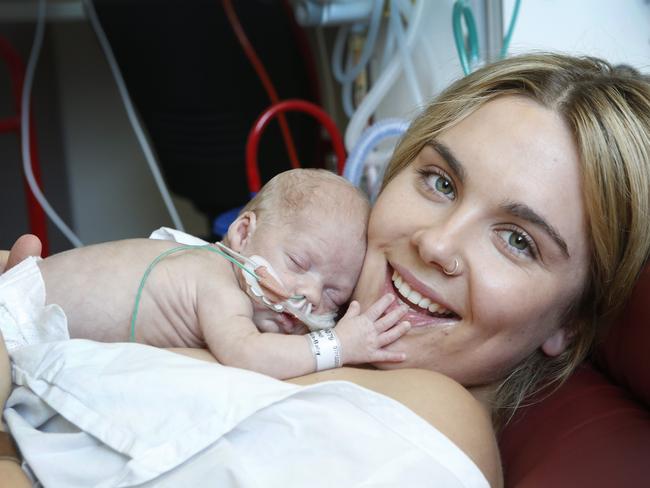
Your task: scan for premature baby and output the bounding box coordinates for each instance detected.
[24,169,410,379]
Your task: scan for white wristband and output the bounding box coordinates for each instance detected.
[307,328,342,371]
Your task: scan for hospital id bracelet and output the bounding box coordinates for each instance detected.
[0,431,21,464]
[308,328,342,371]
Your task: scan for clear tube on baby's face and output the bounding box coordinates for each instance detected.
[281,297,337,331]
[242,254,336,331]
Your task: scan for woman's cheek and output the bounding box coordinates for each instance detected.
[471,271,558,350]
[352,247,387,309]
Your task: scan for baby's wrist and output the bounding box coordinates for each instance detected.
[306,329,342,371]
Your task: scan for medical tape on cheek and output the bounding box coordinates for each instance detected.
[242,255,285,311]
[307,328,342,371]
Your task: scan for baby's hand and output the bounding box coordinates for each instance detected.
[335,294,410,365]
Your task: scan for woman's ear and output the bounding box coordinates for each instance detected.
[541,327,570,357]
[227,211,257,252]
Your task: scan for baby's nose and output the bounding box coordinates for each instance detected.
[298,279,322,311]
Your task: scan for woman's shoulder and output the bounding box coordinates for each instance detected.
[291,367,503,487]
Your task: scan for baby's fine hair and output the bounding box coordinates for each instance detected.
[240,168,370,225]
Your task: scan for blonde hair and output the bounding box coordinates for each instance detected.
[383,53,650,425]
[240,168,370,227]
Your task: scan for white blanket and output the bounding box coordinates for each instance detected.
[5,340,489,488]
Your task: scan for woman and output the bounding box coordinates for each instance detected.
[2,53,649,487]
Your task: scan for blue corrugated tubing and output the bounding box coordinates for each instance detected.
[343,118,410,188]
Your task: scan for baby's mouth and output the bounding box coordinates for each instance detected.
[277,311,303,334]
[390,269,460,321]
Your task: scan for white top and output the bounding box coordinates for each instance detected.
[6,340,489,488]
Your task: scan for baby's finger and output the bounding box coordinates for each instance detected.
[378,321,411,347]
[363,294,395,321]
[374,304,409,332]
[340,300,361,319]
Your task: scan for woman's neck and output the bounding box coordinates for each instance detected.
[468,384,496,412]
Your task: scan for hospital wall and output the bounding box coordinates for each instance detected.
[0,0,649,253]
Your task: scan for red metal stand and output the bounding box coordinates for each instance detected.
[0,35,49,256]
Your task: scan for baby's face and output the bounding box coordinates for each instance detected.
[244,208,367,334]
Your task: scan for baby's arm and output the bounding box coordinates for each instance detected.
[199,294,409,380]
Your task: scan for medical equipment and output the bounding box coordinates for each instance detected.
[216,242,338,331]
[83,0,184,232]
[222,0,301,170]
[22,0,84,248]
[246,99,346,192]
[213,99,346,237]
[294,0,375,27]
[129,242,336,341]
[18,0,186,249]
[452,0,522,75]
[343,0,426,153]
[342,118,409,199]
[331,0,383,117]
[0,36,50,255]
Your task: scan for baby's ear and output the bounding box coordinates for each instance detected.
[227,212,257,252]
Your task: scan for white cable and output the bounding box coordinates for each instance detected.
[344,0,426,152]
[380,0,411,72]
[331,0,382,85]
[378,16,396,72]
[82,0,185,232]
[314,27,338,121]
[22,0,84,248]
[389,0,423,106]
[341,51,355,118]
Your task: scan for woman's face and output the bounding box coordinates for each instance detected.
[354,95,590,387]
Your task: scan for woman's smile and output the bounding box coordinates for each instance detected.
[381,263,461,328]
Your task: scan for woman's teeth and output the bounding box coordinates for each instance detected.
[392,271,451,315]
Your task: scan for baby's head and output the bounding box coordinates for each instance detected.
[227,169,370,334]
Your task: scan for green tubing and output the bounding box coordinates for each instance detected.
[129,244,259,342]
[452,0,522,76]
[501,0,522,59]
[452,0,480,76]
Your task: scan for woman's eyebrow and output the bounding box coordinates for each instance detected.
[502,201,570,258]
[426,139,466,184]
[427,139,570,258]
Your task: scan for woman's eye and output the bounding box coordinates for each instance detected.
[509,232,528,251]
[498,229,538,259]
[434,175,454,195]
[417,168,456,199]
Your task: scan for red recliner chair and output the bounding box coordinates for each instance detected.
[500,266,650,487]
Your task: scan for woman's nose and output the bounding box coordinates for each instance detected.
[411,213,470,274]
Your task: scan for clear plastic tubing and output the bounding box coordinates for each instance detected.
[22,0,84,247]
[83,0,185,232]
[343,118,409,187]
[344,0,425,152]
[331,0,383,85]
[389,0,423,106]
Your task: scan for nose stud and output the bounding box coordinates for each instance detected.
[443,258,461,276]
